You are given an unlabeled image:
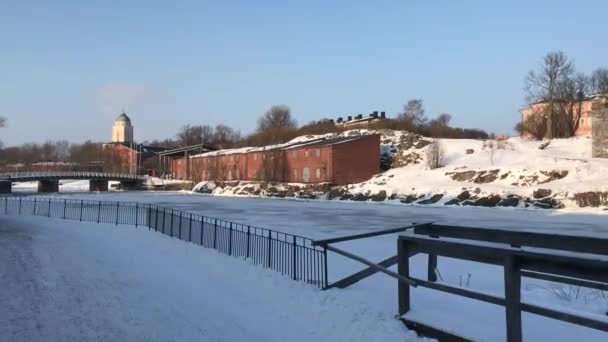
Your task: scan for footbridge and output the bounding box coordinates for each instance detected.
[0,172,146,193]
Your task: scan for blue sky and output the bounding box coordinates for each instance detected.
[1,0,607,145]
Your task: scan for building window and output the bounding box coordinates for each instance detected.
[580,118,585,126]
[235,169,240,179]
[303,167,311,182]
[316,168,321,179]
[305,150,310,157]
[293,151,297,159]
[316,149,321,157]
[228,170,232,180]
[253,154,257,161]
[230,155,234,162]
[293,169,298,180]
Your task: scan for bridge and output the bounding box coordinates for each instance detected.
[0,172,147,193]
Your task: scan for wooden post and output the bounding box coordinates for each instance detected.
[504,256,522,342]
[398,239,411,316]
[427,255,438,282]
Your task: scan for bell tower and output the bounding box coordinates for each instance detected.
[112,111,134,143]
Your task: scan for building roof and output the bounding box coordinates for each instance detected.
[189,134,376,158]
[115,112,131,124]
[158,143,216,158]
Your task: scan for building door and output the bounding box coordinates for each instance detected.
[303,167,311,182]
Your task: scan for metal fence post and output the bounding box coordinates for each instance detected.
[246,226,251,259]
[200,218,204,246]
[63,199,67,219]
[115,201,119,225]
[34,197,37,215]
[162,208,166,233]
[18,197,22,215]
[170,210,174,237]
[323,245,329,289]
[213,219,218,249]
[228,222,233,256]
[79,200,83,221]
[178,212,182,239]
[97,201,101,223]
[4,197,7,214]
[267,231,272,268]
[188,214,192,242]
[292,236,297,280]
[48,198,51,217]
[135,203,139,227]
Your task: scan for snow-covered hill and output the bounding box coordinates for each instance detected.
[196,130,608,210]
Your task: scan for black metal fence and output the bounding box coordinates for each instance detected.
[0,196,327,288]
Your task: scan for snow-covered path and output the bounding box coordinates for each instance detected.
[0,216,417,342]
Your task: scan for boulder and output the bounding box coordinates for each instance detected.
[456,190,471,201]
[473,170,500,184]
[573,192,608,207]
[444,198,461,206]
[370,190,387,202]
[400,195,420,204]
[533,188,552,199]
[473,195,502,207]
[466,149,474,154]
[447,171,477,182]
[351,193,369,201]
[418,194,444,204]
[497,197,520,207]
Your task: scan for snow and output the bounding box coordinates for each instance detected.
[0,192,608,341]
[0,215,419,342]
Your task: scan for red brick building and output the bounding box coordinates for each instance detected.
[171,134,380,185]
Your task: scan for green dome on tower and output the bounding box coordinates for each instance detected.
[115,112,131,124]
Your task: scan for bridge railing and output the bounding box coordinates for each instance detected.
[0,172,146,180]
[0,196,327,288]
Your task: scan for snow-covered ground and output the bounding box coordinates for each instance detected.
[0,215,418,342]
[3,192,608,340]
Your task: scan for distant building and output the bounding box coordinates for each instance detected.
[519,94,608,139]
[112,112,134,143]
[171,134,380,185]
[334,111,387,129]
[103,112,167,175]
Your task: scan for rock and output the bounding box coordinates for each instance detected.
[574,192,608,207]
[533,188,552,199]
[351,193,369,201]
[447,171,477,182]
[418,194,444,204]
[444,198,461,206]
[327,188,347,200]
[339,193,354,201]
[473,170,500,184]
[456,191,471,201]
[370,190,387,202]
[497,197,520,207]
[466,149,475,154]
[400,195,420,204]
[473,195,502,207]
[538,170,568,184]
[389,193,398,200]
[538,141,551,150]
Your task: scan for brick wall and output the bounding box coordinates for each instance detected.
[331,134,380,185]
[171,134,380,185]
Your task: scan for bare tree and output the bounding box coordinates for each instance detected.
[398,98,427,129]
[177,124,205,146]
[591,68,608,94]
[425,139,445,169]
[555,72,590,137]
[255,105,298,145]
[522,108,548,140]
[213,124,241,148]
[525,51,574,139]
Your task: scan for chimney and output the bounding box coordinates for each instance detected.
[380,111,386,118]
[347,115,352,121]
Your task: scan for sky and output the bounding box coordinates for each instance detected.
[1,0,607,146]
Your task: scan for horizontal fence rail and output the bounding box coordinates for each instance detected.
[0,196,327,288]
[0,172,146,182]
